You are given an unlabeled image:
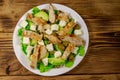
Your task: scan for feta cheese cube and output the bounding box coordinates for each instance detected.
[38,25,44,32]
[45,29,52,35]
[74,29,82,35]
[59,20,67,27]
[72,47,79,54]
[42,58,48,66]
[23,37,30,44]
[30,24,36,31]
[51,24,59,31]
[54,51,62,58]
[38,40,44,45]
[46,43,53,51]
[20,20,28,28]
[26,46,33,57]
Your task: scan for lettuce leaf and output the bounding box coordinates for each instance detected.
[32,7,40,15]
[39,63,54,73]
[65,60,74,68]
[77,46,85,56]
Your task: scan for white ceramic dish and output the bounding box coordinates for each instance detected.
[13,3,89,76]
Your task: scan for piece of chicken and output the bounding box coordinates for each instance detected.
[49,4,56,23]
[58,12,69,22]
[38,24,51,33]
[22,30,43,41]
[44,34,61,44]
[32,17,47,26]
[26,13,33,21]
[57,21,76,36]
[60,34,84,46]
[43,24,51,30]
[30,45,40,68]
[62,43,75,60]
[26,13,47,26]
[38,45,47,61]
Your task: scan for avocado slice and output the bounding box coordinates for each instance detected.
[48,58,65,66]
[35,11,49,21]
[30,39,37,46]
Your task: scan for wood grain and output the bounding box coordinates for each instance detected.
[0,0,120,79]
[0,74,120,80]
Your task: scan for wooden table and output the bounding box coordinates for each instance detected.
[0,0,120,80]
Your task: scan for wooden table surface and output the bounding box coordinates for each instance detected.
[0,0,120,80]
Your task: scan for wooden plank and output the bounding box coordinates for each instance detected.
[0,0,120,32]
[0,74,120,80]
[0,47,120,75]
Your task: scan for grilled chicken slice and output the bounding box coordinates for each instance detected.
[22,30,43,41]
[32,17,47,26]
[49,4,56,23]
[38,24,51,33]
[38,45,47,61]
[26,13,47,26]
[58,12,69,22]
[44,34,61,44]
[57,21,76,36]
[26,13,33,21]
[60,34,84,46]
[43,24,51,30]
[30,45,40,68]
[62,43,75,60]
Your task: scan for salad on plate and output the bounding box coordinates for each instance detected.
[17,4,85,73]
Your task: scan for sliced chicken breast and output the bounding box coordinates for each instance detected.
[26,13,47,26]
[44,34,61,44]
[38,45,47,61]
[62,43,75,60]
[26,13,33,21]
[49,4,56,23]
[22,30,43,41]
[32,17,47,26]
[58,12,69,22]
[30,45,40,68]
[57,21,76,36]
[60,34,84,46]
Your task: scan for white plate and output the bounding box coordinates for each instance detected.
[13,3,89,76]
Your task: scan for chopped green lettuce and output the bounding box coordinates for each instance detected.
[53,44,59,51]
[32,7,40,15]
[39,62,54,73]
[43,39,49,45]
[18,28,24,36]
[55,19,60,24]
[25,20,31,30]
[54,10,59,15]
[68,28,73,34]
[69,18,74,22]
[65,60,74,68]
[48,51,54,58]
[77,46,85,56]
[21,43,27,55]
